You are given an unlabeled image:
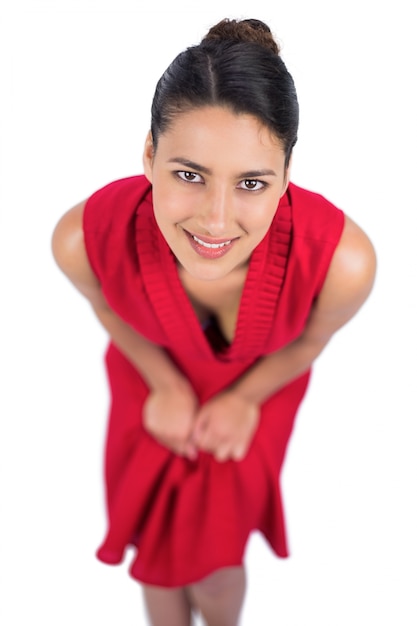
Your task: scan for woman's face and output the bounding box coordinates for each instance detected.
[143,106,290,282]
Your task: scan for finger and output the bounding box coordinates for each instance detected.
[198,430,222,453]
[214,446,231,463]
[193,424,213,450]
[231,446,247,462]
[196,435,212,452]
[156,434,191,458]
[183,440,198,461]
[192,413,209,444]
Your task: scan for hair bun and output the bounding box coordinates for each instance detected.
[202,18,280,55]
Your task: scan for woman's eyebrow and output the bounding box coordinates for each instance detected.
[239,168,277,178]
[168,157,211,175]
[168,157,277,178]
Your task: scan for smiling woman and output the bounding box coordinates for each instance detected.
[143,106,290,280]
[51,17,376,626]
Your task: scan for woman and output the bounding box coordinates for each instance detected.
[52,17,376,626]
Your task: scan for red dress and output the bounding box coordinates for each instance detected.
[83,176,344,587]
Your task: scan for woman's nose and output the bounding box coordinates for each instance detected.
[199,186,233,235]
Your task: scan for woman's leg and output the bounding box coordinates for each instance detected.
[142,584,194,626]
[186,566,247,626]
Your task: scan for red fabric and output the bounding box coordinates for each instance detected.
[83,176,344,587]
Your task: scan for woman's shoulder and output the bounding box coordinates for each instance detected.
[284,183,376,330]
[326,214,376,304]
[52,175,152,288]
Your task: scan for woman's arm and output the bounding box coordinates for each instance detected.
[193,216,377,461]
[232,215,377,404]
[52,202,198,458]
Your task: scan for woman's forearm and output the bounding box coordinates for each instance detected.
[92,304,190,392]
[231,335,328,405]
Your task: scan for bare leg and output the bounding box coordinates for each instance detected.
[186,566,247,626]
[142,584,194,626]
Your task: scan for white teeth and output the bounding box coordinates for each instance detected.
[192,235,232,249]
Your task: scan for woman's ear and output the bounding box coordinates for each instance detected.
[281,154,293,197]
[142,131,154,183]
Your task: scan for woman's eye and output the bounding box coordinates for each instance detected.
[177,171,203,184]
[238,179,265,191]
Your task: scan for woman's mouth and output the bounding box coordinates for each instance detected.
[184,230,237,259]
[191,234,232,249]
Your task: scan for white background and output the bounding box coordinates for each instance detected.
[1,1,416,624]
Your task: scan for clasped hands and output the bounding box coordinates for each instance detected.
[143,383,259,462]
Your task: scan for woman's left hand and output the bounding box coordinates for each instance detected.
[192,391,260,462]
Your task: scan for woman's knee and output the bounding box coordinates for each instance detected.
[142,584,192,626]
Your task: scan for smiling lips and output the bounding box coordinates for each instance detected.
[184,229,237,259]
[192,234,232,249]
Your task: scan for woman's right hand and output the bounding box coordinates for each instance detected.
[143,384,199,460]
[52,201,202,460]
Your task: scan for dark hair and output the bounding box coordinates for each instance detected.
[150,18,299,167]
